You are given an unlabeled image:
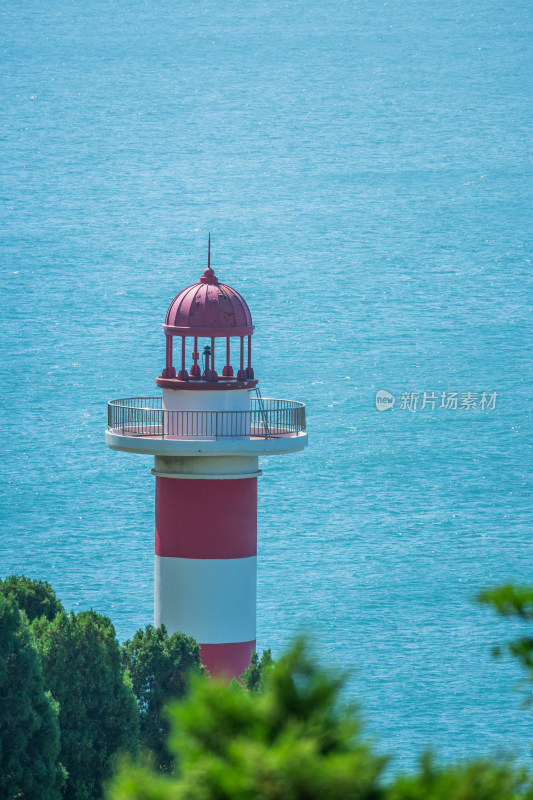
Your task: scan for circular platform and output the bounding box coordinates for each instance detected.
[105,428,308,456]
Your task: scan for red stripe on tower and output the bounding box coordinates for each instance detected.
[155,477,257,559]
[199,641,256,680]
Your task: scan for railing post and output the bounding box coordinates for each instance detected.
[161,409,165,439]
[215,411,219,439]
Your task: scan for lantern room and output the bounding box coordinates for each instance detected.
[156,239,256,390]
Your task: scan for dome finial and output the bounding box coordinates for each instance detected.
[201,233,217,283]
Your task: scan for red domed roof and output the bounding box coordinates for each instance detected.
[164,267,254,337]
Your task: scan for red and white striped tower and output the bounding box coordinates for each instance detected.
[106,239,307,679]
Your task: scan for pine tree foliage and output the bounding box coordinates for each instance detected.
[121,624,204,771]
[0,594,64,800]
[0,574,64,622]
[107,638,533,800]
[240,648,273,692]
[32,610,139,800]
[479,585,533,683]
[107,638,387,799]
[389,753,532,800]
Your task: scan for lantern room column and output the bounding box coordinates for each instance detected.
[191,337,200,378]
[247,335,254,378]
[223,338,233,377]
[237,337,246,381]
[163,334,175,379]
[210,336,217,381]
[177,337,188,381]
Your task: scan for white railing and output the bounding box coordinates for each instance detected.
[107,397,306,440]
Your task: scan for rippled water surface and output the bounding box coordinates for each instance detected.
[1,0,532,772]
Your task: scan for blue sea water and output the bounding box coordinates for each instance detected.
[1,0,532,774]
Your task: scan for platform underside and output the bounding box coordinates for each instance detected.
[105,428,308,456]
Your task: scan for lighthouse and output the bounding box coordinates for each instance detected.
[105,240,307,679]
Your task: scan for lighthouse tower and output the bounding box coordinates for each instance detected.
[105,240,307,679]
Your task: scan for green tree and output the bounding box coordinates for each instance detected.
[240,648,273,693]
[388,754,532,800]
[121,624,204,771]
[108,638,387,799]
[107,638,533,800]
[478,585,533,691]
[0,574,64,622]
[32,610,139,800]
[0,594,64,800]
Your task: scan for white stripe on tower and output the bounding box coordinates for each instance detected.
[154,557,256,643]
